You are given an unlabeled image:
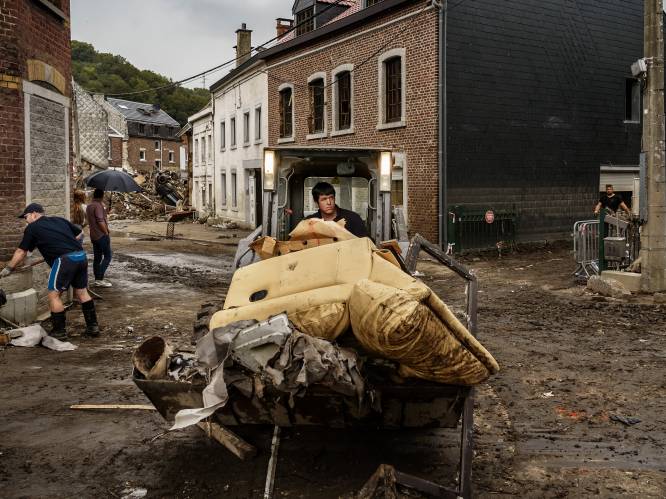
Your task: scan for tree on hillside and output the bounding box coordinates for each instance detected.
[72,40,210,125]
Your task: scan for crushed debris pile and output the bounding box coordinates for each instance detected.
[105,171,188,221]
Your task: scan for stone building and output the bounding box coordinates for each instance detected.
[188,103,214,213]
[0,0,73,260]
[206,24,268,228]
[105,97,183,174]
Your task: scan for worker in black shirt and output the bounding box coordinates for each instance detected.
[0,203,100,340]
[305,181,369,238]
[594,184,631,215]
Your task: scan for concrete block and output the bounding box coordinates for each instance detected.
[0,288,38,326]
[601,271,642,293]
[587,275,631,298]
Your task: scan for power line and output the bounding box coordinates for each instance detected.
[99,0,348,98]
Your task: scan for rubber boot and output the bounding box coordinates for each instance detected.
[50,311,68,341]
[81,300,100,338]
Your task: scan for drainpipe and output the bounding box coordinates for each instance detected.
[436,0,448,249]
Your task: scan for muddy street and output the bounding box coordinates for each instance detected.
[1,237,665,498]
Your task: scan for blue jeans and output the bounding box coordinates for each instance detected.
[92,235,112,280]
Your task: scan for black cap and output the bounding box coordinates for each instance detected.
[18,203,44,219]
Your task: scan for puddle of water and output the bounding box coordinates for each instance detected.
[131,252,231,274]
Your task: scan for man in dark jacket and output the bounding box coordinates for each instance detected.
[0,203,100,340]
[305,181,368,238]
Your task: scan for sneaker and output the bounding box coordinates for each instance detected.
[94,280,112,288]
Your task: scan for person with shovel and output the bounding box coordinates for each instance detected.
[0,203,100,340]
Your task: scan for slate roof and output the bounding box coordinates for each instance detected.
[277,0,360,44]
[107,97,180,126]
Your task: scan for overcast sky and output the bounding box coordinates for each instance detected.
[70,0,292,88]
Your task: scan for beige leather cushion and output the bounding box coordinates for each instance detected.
[349,279,499,386]
[223,238,376,310]
[211,284,353,341]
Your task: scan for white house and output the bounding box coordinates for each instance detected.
[209,24,268,228]
[188,103,214,213]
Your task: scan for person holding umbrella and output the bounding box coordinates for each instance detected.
[86,189,113,287]
[84,169,142,287]
[0,203,100,339]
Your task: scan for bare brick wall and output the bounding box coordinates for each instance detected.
[109,136,123,168]
[0,0,72,259]
[127,137,183,173]
[266,2,439,241]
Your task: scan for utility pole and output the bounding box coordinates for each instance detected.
[640,0,666,292]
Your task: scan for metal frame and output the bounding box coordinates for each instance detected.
[403,233,477,499]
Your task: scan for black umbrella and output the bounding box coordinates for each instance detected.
[85,169,142,193]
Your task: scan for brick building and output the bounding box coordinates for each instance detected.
[106,97,183,174]
[0,0,73,260]
[251,0,644,245]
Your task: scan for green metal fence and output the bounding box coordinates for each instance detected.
[447,205,517,253]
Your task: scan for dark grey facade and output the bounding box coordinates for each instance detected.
[445,0,643,240]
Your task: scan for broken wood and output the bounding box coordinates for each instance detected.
[197,420,257,460]
[70,404,156,411]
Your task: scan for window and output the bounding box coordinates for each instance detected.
[208,135,212,160]
[153,125,160,136]
[220,121,226,150]
[220,172,227,205]
[154,140,160,151]
[279,86,293,138]
[231,171,238,208]
[168,150,174,163]
[168,126,174,137]
[336,70,352,131]
[385,57,402,123]
[231,117,237,147]
[625,78,641,122]
[243,111,250,145]
[365,0,383,6]
[155,159,161,169]
[308,78,325,134]
[378,49,406,128]
[255,106,262,141]
[139,148,146,161]
[138,123,145,134]
[295,6,314,36]
[208,184,213,207]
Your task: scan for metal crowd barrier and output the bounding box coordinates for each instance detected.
[573,219,600,279]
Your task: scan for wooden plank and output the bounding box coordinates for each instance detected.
[70,404,156,411]
[197,420,257,461]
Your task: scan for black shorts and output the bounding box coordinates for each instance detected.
[47,251,88,292]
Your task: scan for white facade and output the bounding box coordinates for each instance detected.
[212,61,268,228]
[188,105,214,213]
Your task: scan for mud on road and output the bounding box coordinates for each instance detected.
[1,238,665,498]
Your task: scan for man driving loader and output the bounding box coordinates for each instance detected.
[305,181,368,238]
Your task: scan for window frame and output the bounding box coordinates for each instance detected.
[295,5,315,36]
[230,116,237,148]
[155,159,161,170]
[306,72,327,139]
[168,150,175,163]
[377,48,407,130]
[332,64,354,136]
[139,148,146,162]
[220,170,227,206]
[254,105,262,143]
[153,125,160,136]
[243,110,251,146]
[278,83,295,143]
[220,120,226,151]
[231,170,238,210]
[193,139,198,166]
[207,134,212,161]
[138,123,145,135]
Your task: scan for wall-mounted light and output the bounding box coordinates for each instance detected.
[263,149,276,191]
[379,151,392,192]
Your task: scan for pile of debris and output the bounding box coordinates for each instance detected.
[97,170,188,221]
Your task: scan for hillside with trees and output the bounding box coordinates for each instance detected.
[72,40,210,125]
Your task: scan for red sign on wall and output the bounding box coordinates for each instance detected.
[485,210,495,224]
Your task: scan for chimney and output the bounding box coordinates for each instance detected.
[235,23,252,67]
[276,18,293,39]
[152,103,160,113]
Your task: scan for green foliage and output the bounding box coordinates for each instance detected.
[72,40,210,125]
